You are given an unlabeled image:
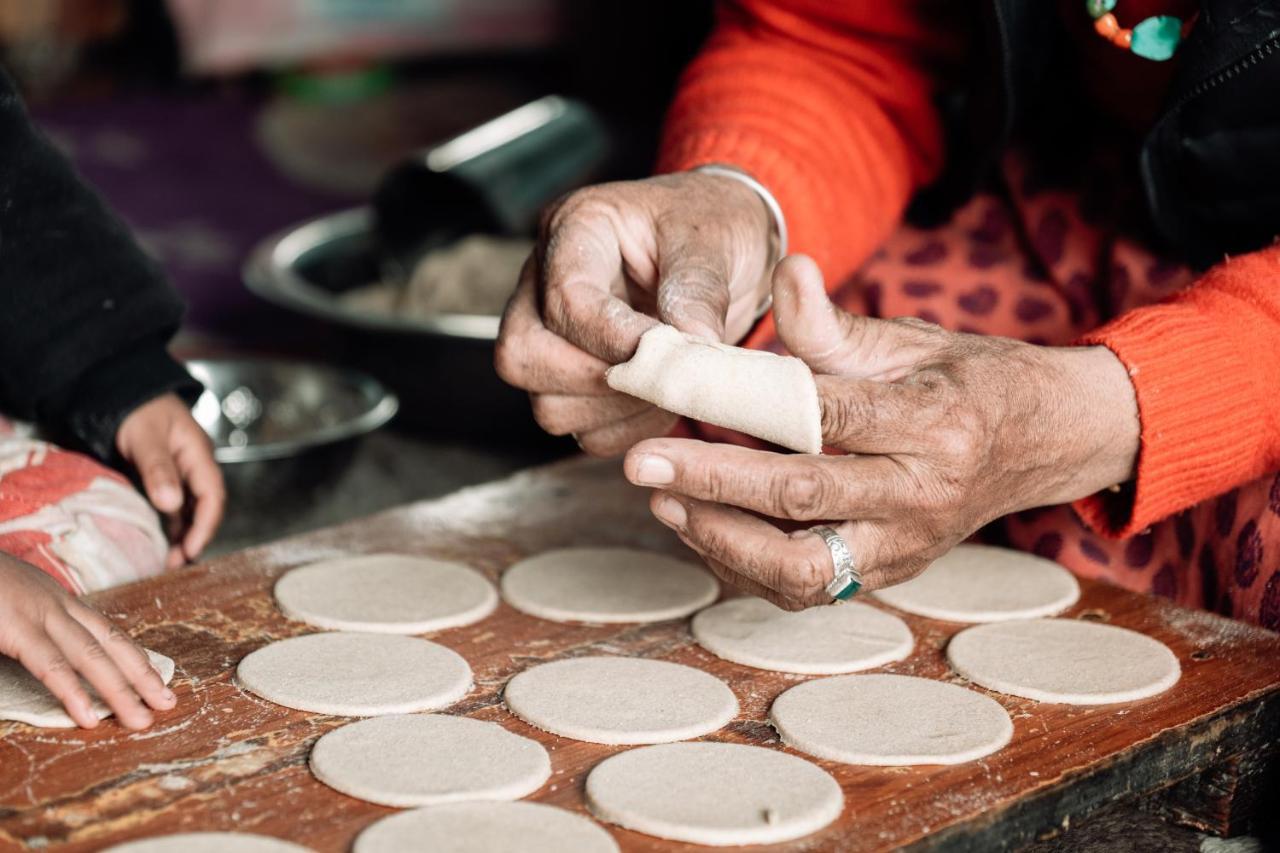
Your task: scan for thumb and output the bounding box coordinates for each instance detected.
[120,419,184,514]
[772,254,869,375]
[656,251,731,341]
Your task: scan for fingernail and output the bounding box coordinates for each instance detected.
[162,689,176,703]
[653,495,687,529]
[155,485,182,509]
[634,454,675,486]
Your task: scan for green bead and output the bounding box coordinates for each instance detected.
[1086,0,1116,18]
[1131,15,1182,61]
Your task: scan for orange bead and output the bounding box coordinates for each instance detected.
[1094,12,1120,38]
[1113,29,1133,48]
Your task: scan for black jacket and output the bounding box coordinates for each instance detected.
[0,70,199,463]
[926,0,1280,269]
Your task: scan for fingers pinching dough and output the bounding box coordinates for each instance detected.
[606,325,822,453]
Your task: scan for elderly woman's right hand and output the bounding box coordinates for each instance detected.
[494,171,776,456]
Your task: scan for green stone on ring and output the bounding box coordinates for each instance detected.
[1086,0,1116,18]
[1131,15,1183,61]
[832,576,862,601]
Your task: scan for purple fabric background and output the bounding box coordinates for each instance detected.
[33,86,346,344]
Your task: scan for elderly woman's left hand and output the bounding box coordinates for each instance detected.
[623,256,1141,609]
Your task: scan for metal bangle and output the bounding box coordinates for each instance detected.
[693,164,787,321]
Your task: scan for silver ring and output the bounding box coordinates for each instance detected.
[811,525,862,601]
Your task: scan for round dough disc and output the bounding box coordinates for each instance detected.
[238,632,471,716]
[692,598,913,674]
[274,553,497,634]
[947,618,1180,704]
[586,742,842,846]
[504,656,736,745]
[0,649,175,728]
[310,714,550,807]
[102,833,308,852]
[500,547,718,623]
[873,544,1080,623]
[770,673,1013,765]
[353,802,619,853]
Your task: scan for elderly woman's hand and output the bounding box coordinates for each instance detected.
[623,256,1141,609]
[494,171,775,456]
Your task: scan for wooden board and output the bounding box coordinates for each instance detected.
[1,457,1278,852]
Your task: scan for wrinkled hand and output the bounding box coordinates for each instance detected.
[623,256,1140,609]
[116,393,225,568]
[0,554,175,729]
[495,170,775,456]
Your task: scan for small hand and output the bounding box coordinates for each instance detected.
[116,393,225,568]
[0,554,175,729]
[495,170,776,456]
[624,256,1140,609]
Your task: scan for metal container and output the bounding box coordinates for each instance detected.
[373,95,609,277]
[244,96,606,445]
[242,208,557,442]
[186,357,398,513]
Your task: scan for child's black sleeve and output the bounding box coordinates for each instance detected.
[0,69,201,463]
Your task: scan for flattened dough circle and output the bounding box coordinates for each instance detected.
[310,714,550,807]
[0,649,174,728]
[237,632,471,715]
[770,673,1013,765]
[947,618,1180,704]
[692,598,913,674]
[873,544,1080,622]
[585,742,842,846]
[353,802,620,853]
[275,553,497,634]
[102,833,309,852]
[504,656,737,744]
[501,547,718,624]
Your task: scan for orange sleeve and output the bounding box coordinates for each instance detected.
[1073,244,1280,537]
[656,0,959,290]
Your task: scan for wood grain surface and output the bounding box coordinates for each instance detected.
[1,457,1278,852]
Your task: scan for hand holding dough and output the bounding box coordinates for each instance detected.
[606,325,822,453]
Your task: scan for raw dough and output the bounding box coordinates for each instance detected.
[873,544,1080,622]
[606,324,822,453]
[339,234,533,319]
[769,673,1013,765]
[500,547,718,624]
[274,553,497,634]
[0,649,174,728]
[947,618,1181,704]
[503,656,737,744]
[353,802,619,853]
[691,597,913,674]
[585,742,842,846]
[237,632,471,715]
[102,833,309,852]
[310,713,550,807]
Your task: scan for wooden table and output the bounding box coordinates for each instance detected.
[2,458,1278,852]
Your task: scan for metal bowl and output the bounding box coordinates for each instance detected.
[242,208,551,443]
[187,357,398,463]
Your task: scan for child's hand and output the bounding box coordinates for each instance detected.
[0,554,176,729]
[116,393,225,568]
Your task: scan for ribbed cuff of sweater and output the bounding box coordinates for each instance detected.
[39,339,203,466]
[1072,303,1265,538]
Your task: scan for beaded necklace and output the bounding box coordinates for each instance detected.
[1086,0,1196,61]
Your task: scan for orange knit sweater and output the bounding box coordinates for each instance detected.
[656,0,1280,538]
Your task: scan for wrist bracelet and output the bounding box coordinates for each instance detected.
[693,164,788,321]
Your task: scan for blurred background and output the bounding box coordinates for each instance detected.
[1,0,712,552]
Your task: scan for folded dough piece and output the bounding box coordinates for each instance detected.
[606,325,822,453]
